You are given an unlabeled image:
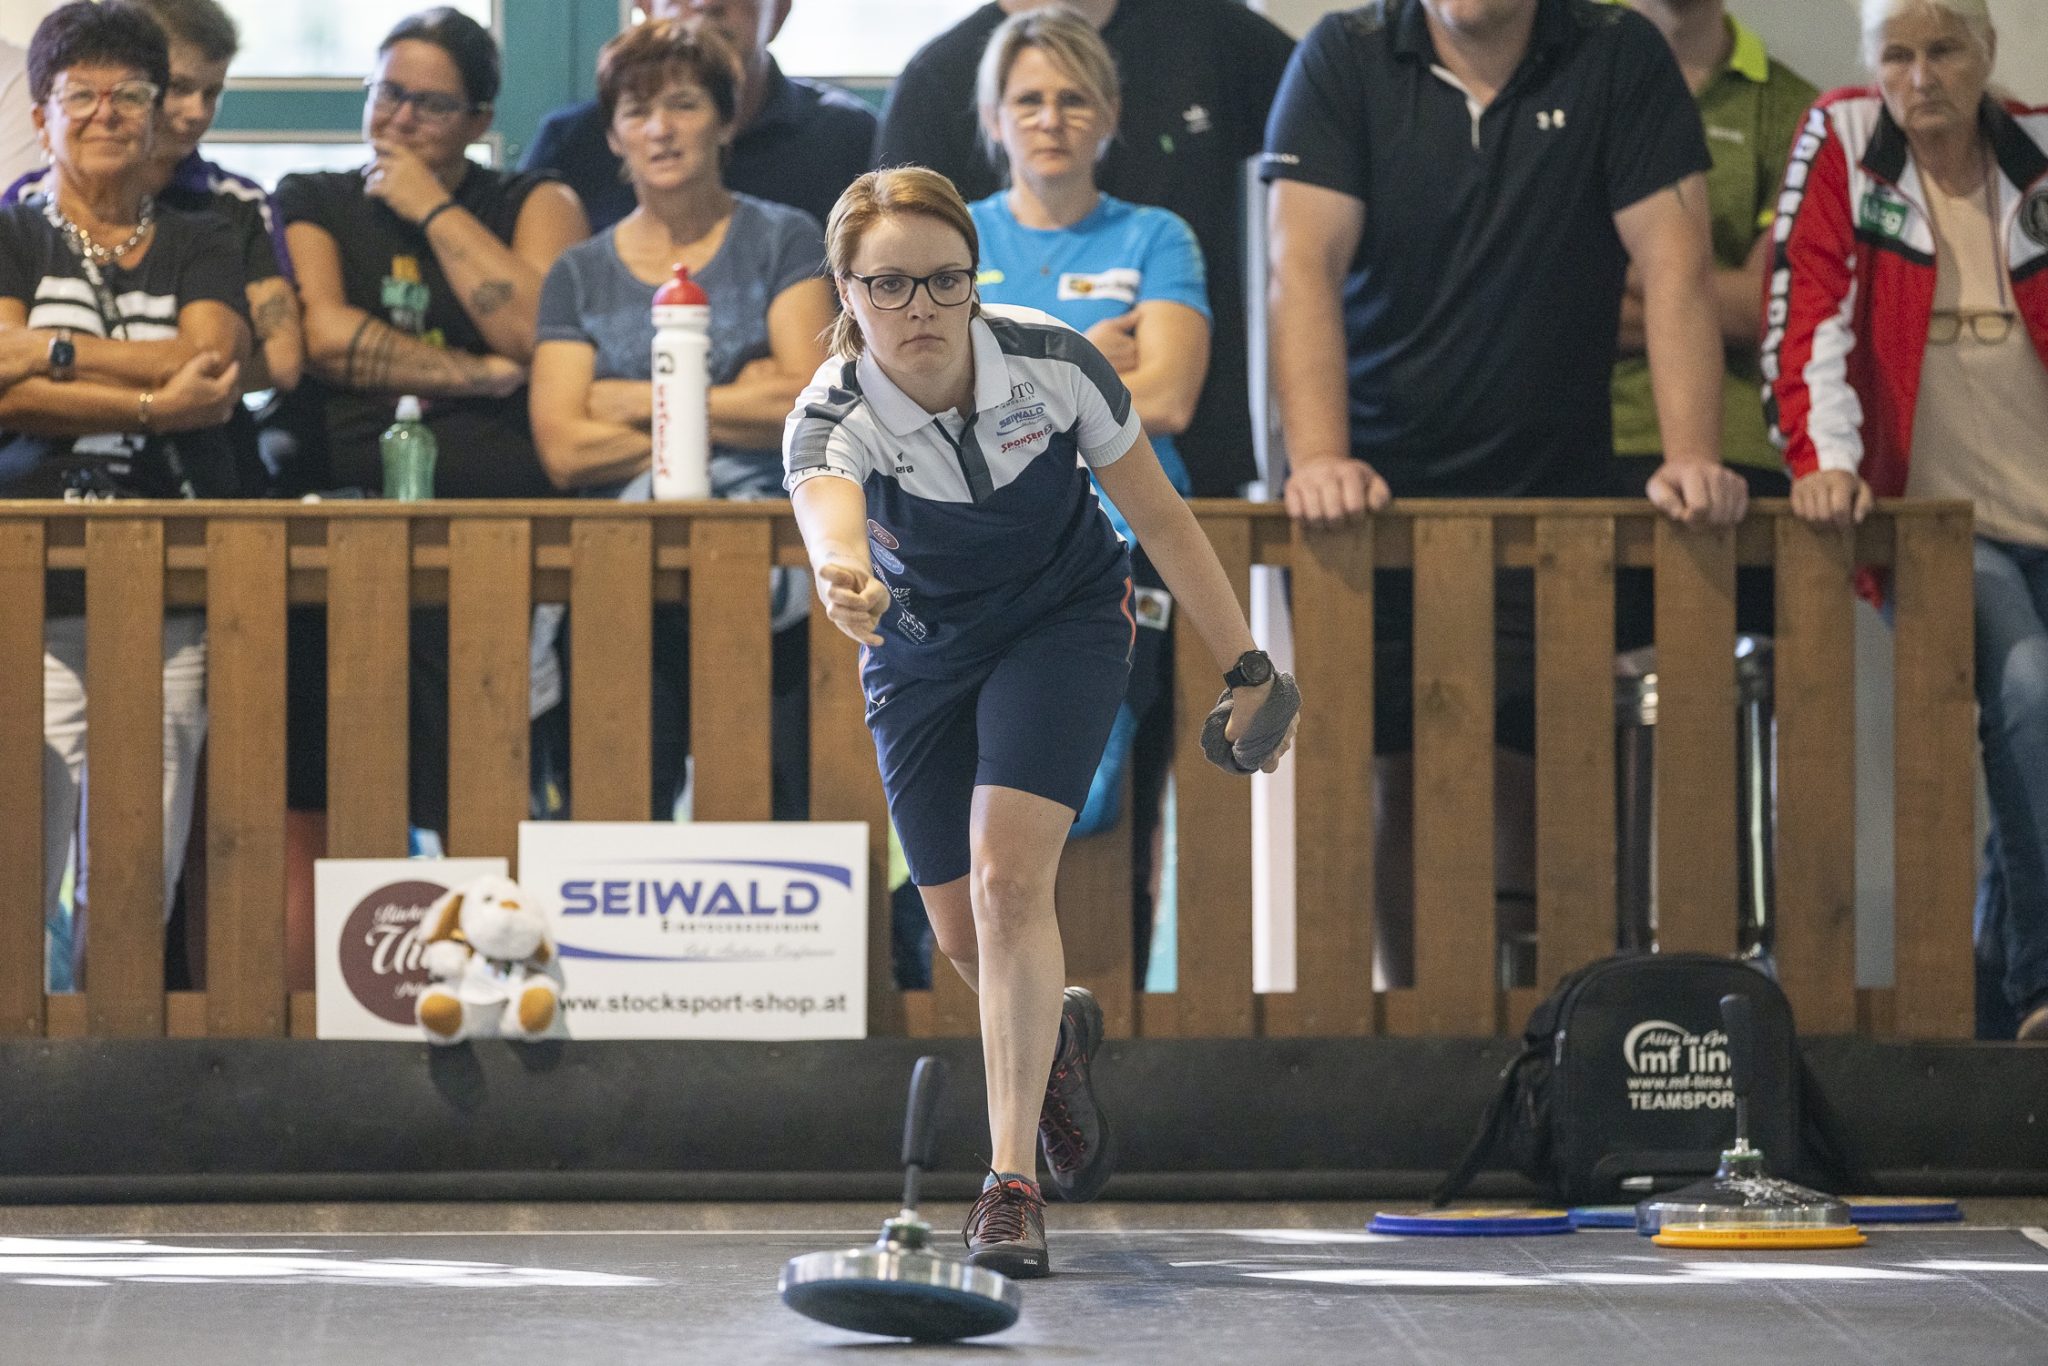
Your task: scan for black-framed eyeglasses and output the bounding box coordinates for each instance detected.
[49,80,160,120]
[1928,310,2015,345]
[845,270,974,311]
[364,79,481,123]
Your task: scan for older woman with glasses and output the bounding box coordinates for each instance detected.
[1768,0,2048,1038]
[528,18,831,822]
[966,9,1214,982]
[0,0,248,982]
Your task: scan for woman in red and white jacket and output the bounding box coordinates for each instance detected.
[1766,0,2048,1039]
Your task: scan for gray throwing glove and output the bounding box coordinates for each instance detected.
[1200,673,1302,774]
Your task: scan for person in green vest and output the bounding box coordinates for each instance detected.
[1614,0,1817,640]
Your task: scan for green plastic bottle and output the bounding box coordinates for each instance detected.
[380,395,437,501]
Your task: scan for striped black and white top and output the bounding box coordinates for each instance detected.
[0,203,245,497]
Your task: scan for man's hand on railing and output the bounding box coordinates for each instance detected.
[1789,469,1874,530]
[1645,459,1748,528]
[155,351,242,432]
[1284,455,1390,527]
[816,560,889,648]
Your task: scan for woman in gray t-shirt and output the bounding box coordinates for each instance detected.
[527,20,833,821]
[529,19,831,502]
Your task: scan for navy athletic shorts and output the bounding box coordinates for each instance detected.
[867,579,1135,887]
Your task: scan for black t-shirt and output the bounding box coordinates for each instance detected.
[1260,0,1710,497]
[522,59,876,233]
[275,162,558,497]
[875,0,1296,496]
[0,203,247,499]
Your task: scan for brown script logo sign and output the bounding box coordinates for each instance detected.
[339,879,451,1024]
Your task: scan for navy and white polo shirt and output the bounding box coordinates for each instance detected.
[783,304,1142,679]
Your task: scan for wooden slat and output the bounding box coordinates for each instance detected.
[1057,790,1135,1038]
[1534,517,1616,990]
[0,519,45,1035]
[1378,987,1420,1037]
[447,519,531,860]
[1773,517,1858,1034]
[689,519,773,820]
[326,520,410,858]
[569,518,652,820]
[167,991,207,1038]
[1411,517,1496,1036]
[1892,510,1975,1038]
[1168,515,1255,1037]
[807,595,900,1036]
[1653,519,1737,954]
[1289,520,1374,1035]
[1856,987,1897,1038]
[46,994,85,1038]
[86,518,165,1037]
[204,520,287,1036]
[289,989,318,1039]
[1136,991,1178,1038]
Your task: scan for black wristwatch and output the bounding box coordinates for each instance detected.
[47,329,75,383]
[1224,649,1274,689]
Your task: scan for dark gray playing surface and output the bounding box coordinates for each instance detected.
[5,1205,2046,1363]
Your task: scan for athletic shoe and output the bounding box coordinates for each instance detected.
[1040,985,1115,1202]
[2019,1001,2048,1042]
[963,1173,1049,1278]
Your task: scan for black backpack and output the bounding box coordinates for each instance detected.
[1434,953,1850,1207]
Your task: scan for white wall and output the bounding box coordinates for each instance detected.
[1,1,63,49]
[1256,0,2048,103]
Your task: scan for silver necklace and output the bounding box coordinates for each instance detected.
[43,193,155,269]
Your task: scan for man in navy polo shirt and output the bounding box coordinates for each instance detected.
[523,0,874,232]
[1262,0,1746,984]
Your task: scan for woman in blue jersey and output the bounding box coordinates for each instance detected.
[969,8,1213,978]
[784,167,1294,1278]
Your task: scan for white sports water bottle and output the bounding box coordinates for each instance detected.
[651,262,712,499]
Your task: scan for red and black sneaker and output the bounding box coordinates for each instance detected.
[963,1173,1049,1278]
[1039,985,1115,1202]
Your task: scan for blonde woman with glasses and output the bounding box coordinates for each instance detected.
[1767,0,2048,1038]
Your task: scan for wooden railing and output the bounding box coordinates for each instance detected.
[0,499,1977,1042]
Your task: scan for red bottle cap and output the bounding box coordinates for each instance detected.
[654,263,709,306]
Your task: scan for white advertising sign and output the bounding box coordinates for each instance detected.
[517,821,869,1040]
[314,858,508,1040]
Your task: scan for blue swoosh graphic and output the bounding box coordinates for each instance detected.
[575,858,855,889]
[555,945,780,963]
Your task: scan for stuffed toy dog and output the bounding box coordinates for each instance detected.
[414,874,565,1045]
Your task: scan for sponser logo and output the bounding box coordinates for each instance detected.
[557,858,852,921]
[338,879,449,1024]
[1622,1018,1734,1111]
[1000,423,1053,455]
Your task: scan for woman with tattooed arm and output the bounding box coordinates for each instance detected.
[277,5,587,497]
[274,7,588,983]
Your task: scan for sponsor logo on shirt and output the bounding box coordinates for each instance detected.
[999,423,1055,455]
[976,268,1006,285]
[1058,268,1141,304]
[1536,108,1567,131]
[2022,190,2048,250]
[1707,125,1747,146]
[1010,381,1037,401]
[870,542,905,576]
[1857,188,1910,241]
[1182,103,1212,135]
[382,255,430,334]
[866,520,899,551]
[997,402,1047,432]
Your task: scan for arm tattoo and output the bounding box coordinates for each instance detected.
[469,279,515,317]
[250,287,295,341]
[342,314,374,389]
